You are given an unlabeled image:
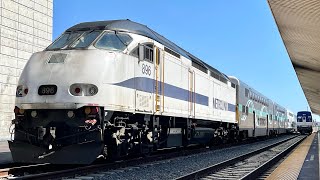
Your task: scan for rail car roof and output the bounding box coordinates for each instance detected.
[66,19,228,80]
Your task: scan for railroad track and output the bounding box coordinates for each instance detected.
[0,146,210,179]
[175,135,306,180]
[0,135,296,179]
[0,163,80,179]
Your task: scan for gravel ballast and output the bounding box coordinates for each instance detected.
[74,135,296,180]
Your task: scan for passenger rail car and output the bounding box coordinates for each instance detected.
[297,111,313,134]
[229,77,288,138]
[9,20,291,164]
[273,103,287,134]
[286,110,295,133]
[229,77,272,138]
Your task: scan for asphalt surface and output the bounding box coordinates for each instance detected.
[0,141,12,165]
[298,132,319,180]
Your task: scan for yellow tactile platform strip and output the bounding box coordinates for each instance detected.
[266,134,315,180]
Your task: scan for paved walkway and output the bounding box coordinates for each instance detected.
[298,132,319,180]
[266,133,318,180]
[0,141,12,164]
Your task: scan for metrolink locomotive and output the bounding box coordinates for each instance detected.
[296,111,313,134]
[9,20,293,164]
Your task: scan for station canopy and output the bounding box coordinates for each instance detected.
[268,0,320,114]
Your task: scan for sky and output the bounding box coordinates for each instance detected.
[53,1,316,120]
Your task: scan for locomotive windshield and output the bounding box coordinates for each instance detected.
[46,30,132,51]
[47,30,102,50]
[47,31,83,50]
[70,31,101,48]
[94,32,132,51]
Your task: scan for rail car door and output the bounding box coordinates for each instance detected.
[134,44,155,112]
[189,70,195,118]
[154,46,164,114]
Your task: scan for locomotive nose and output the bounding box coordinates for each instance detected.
[16,50,110,107]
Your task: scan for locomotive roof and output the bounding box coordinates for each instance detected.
[67,19,228,80]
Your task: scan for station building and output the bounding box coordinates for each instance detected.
[0,0,53,140]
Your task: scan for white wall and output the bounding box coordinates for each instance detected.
[0,0,53,140]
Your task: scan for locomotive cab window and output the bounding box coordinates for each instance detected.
[94,32,132,51]
[134,43,153,62]
[47,31,83,50]
[70,30,101,48]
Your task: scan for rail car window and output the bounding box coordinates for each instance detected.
[71,31,101,48]
[95,32,132,51]
[245,88,249,97]
[130,44,153,61]
[143,44,154,62]
[297,116,302,122]
[47,32,82,50]
[133,44,154,62]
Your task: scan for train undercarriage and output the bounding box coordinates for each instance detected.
[9,106,239,164]
[297,126,312,135]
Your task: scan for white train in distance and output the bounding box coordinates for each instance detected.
[9,20,296,164]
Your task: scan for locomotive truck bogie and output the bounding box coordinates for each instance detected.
[102,112,238,159]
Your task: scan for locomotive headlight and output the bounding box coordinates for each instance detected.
[88,85,98,96]
[16,85,28,97]
[84,107,91,115]
[70,84,98,96]
[31,110,37,117]
[18,109,25,114]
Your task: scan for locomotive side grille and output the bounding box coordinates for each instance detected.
[138,94,150,108]
[48,53,68,63]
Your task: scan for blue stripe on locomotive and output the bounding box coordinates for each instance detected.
[113,77,235,112]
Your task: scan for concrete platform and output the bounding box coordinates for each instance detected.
[298,132,319,180]
[0,141,12,164]
[266,132,319,180]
